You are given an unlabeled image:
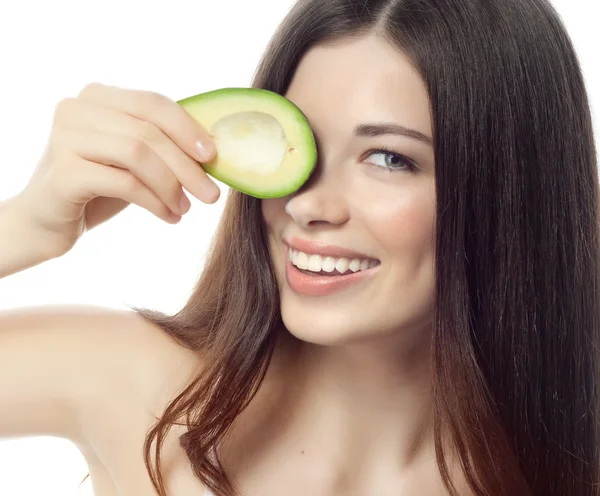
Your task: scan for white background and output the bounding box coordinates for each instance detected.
[0,0,597,495]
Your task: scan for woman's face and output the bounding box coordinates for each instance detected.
[262,34,436,346]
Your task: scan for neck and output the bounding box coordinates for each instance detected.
[223,327,468,494]
[275,324,436,471]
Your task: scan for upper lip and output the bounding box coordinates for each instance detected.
[283,236,379,261]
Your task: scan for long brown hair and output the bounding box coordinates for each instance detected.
[83,0,600,494]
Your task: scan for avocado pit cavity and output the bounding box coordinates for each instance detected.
[210,111,288,175]
[176,87,317,199]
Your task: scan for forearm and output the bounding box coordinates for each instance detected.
[0,196,59,279]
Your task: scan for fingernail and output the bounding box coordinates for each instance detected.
[196,139,215,162]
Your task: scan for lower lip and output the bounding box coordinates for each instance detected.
[285,255,380,297]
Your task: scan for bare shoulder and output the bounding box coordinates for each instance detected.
[0,304,201,448]
[0,303,200,382]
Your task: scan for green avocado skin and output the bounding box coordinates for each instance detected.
[176,88,317,199]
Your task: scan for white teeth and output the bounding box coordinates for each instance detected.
[335,257,349,273]
[348,259,361,272]
[308,254,322,271]
[288,247,378,274]
[296,251,309,270]
[321,256,336,272]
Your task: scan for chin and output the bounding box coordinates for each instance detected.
[280,300,380,347]
[283,325,362,347]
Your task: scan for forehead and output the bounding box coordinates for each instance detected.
[284,34,432,136]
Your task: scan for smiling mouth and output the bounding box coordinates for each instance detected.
[285,254,381,296]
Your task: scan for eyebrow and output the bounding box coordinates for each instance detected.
[354,123,433,147]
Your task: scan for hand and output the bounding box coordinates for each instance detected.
[13,82,221,256]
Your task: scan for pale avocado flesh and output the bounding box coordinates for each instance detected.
[177,88,317,199]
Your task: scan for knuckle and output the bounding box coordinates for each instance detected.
[129,89,166,114]
[121,172,142,194]
[77,82,103,99]
[136,120,160,143]
[141,89,169,107]
[125,137,150,163]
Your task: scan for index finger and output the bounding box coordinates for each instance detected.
[77,82,217,164]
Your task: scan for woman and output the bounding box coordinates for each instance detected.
[0,0,597,495]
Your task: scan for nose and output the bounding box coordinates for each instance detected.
[284,160,350,229]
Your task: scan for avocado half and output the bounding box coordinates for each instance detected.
[177,88,317,199]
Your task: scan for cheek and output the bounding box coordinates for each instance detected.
[366,193,436,253]
[261,197,285,228]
